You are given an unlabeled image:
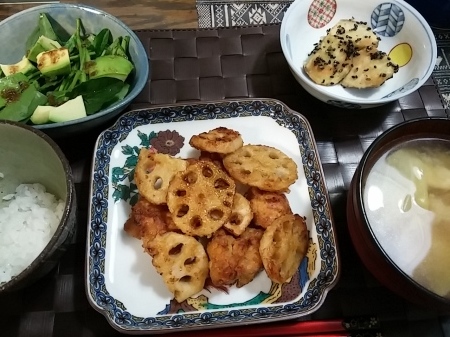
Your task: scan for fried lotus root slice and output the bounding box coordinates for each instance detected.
[304,36,353,86]
[189,127,244,154]
[223,192,253,236]
[223,145,298,192]
[246,187,292,229]
[341,48,399,89]
[167,160,236,237]
[147,232,209,303]
[134,150,188,205]
[259,214,309,284]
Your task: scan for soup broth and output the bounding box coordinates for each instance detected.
[363,138,450,299]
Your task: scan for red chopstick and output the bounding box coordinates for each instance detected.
[174,317,381,337]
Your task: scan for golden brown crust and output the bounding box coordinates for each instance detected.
[223,192,254,236]
[147,232,209,303]
[134,150,187,205]
[259,214,309,284]
[124,197,178,244]
[189,127,244,154]
[166,160,236,237]
[223,145,298,192]
[207,227,264,288]
[246,187,292,229]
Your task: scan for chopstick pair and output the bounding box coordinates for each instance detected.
[175,316,382,337]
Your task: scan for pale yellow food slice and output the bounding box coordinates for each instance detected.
[189,127,244,154]
[148,232,209,303]
[304,36,353,86]
[259,214,309,284]
[134,150,188,205]
[341,48,399,88]
[327,18,379,50]
[223,145,298,192]
[223,192,254,236]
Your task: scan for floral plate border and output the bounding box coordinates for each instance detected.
[86,98,340,334]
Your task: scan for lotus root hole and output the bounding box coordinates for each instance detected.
[176,189,186,197]
[176,205,189,217]
[184,257,196,265]
[169,243,183,255]
[190,216,202,229]
[240,168,251,176]
[202,166,213,178]
[179,275,192,283]
[269,152,279,160]
[214,178,231,189]
[183,171,197,184]
[209,208,224,220]
[223,200,232,207]
[229,214,242,226]
[153,177,163,190]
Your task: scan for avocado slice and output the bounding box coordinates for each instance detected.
[27,35,62,63]
[0,73,47,122]
[36,47,71,77]
[0,56,37,76]
[30,105,55,124]
[85,55,134,81]
[48,95,87,123]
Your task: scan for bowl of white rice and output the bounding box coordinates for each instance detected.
[0,120,76,292]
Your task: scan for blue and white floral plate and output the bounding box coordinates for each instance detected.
[86,99,340,334]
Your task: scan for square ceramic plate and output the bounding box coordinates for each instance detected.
[86,98,340,334]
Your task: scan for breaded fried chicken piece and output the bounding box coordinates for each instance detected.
[206,229,237,287]
[246,187,293,229]
[124,197,179,256]
[207,227,264,288]
[234,227,264,287]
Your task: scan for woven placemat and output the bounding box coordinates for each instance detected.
[197,0,292,28]
[0,24,449,337]
[432,28,450,109]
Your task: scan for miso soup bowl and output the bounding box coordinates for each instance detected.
[347,117,450,312]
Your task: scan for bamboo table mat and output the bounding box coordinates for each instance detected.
[1,24,449,337]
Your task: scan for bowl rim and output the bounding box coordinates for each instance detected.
[0,119,76,292]
[0,3,149,130]
[280,0,438,105]
[354,117,450,304]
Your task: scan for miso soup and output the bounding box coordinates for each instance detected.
[363,138,450,299]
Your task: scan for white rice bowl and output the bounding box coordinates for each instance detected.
[0,182,64,284]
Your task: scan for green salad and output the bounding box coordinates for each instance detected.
[0,13,135,125]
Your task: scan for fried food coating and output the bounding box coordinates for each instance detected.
[167,160,235,237]
[246,187,292,229]
[223,145,298,192]
[124,197,178,254]
[147,232,209,303]
[260,214,309,284]
[134,150,187,205]
[207,227,264,288]
[223,192,253,236]
[189,127,244,154]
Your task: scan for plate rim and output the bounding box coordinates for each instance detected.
[85,98,341,334]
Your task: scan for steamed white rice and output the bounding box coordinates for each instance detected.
[0,182,65,284]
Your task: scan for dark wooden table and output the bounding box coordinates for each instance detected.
[0,14,449,337]
[0,0,198,30]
